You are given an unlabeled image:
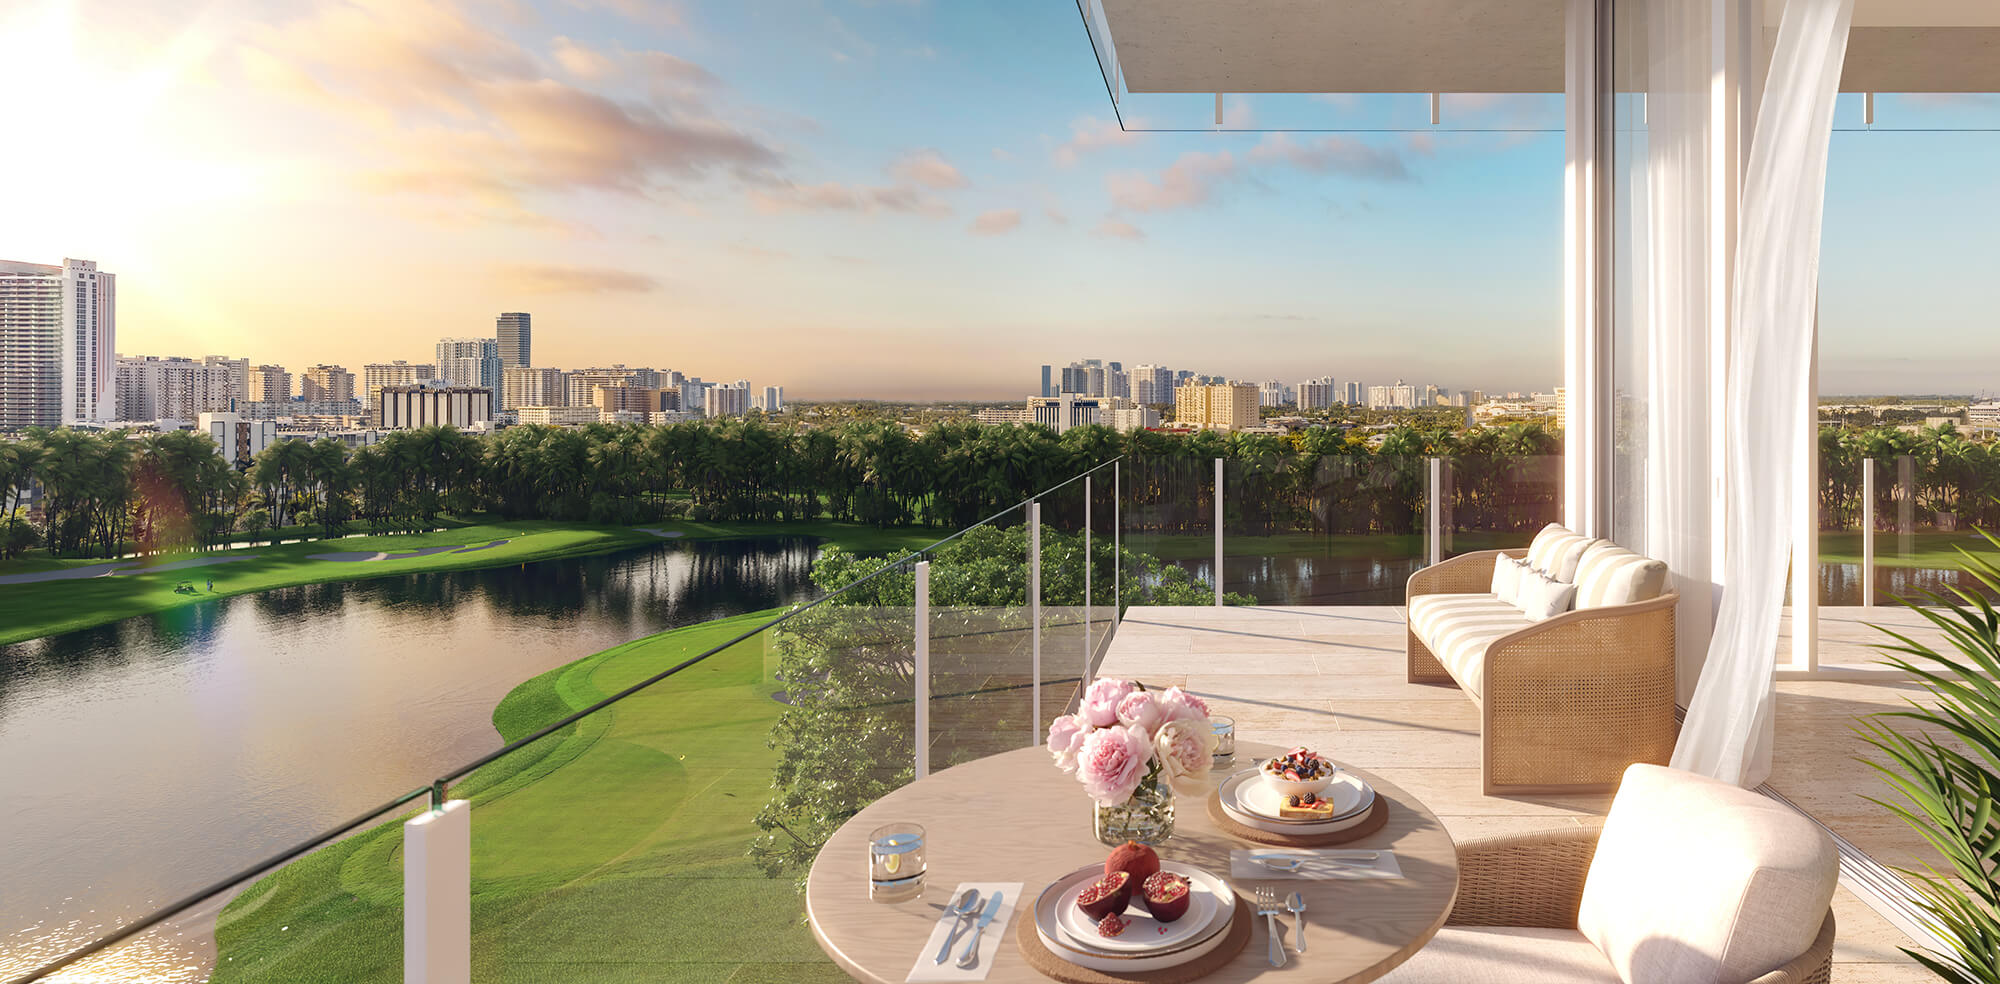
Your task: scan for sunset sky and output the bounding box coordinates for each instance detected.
[1,0,1994,399]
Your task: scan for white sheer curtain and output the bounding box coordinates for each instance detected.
[1670,0,1853,787]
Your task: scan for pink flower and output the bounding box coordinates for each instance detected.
[1115,690,1164,736]
[1079,678,1134,728]
[1046,714,1088,772]
[1155,687,1211,724]
[1077,724,1153,806]
[1154,719,1218,795]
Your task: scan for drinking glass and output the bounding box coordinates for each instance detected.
[1211,716,1236,764]
[868,822,926,902]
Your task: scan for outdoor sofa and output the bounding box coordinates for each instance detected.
[1406,523,1678,794]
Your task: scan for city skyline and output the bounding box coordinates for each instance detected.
[2,1,1996,400]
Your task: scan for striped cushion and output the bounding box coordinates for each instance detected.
[1572,542,1669,609]
[1409,593,1534,698]
[1526,524,1601,582]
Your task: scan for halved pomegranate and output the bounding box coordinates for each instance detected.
[1140,871,1191,923]
[1074,870,1133,921]
[1097,911,1132,937]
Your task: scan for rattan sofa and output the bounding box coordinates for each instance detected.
[1380,765,1838,984]
[1406,525,1678,794]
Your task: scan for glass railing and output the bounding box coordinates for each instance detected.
[1814,451,1999,607]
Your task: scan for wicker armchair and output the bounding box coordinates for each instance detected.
[1406,549,1678,795]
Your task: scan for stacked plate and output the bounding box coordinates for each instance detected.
[1031,862,1236,972]
[1216,767,1377,835]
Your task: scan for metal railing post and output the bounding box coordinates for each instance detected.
[1030,501,1042,743]
[1427,457,1443,567]
[1861,459,1875,608]
[1213,457,1224,606]
[1084,476,1093,681]
[914,560,930,779]
[1113,461,1122,622]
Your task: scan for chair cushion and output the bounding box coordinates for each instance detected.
[1408,594,1532,698]
[1515,568,1578,622]
[1578,765,1838,984]
[1376,927,1620,984]
[1526,524,1601,582]
[1490,554,1528,606]
[1572,542,1670,609]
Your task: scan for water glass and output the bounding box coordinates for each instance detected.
[868,822,926,902]
[1211,716,1236,764]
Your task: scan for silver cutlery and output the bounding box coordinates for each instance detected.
[1255,886,1287,967]
[1286,891,1308,953]
[956,890,1004,968]
[933,888,982,964]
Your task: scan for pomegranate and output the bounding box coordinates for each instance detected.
[1097,912,1132,937]
[1074,870,1133,921]
[1140,871,1191,923]
[1104,840,1161,884]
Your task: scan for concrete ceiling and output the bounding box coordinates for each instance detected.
[1097,0,2000,95]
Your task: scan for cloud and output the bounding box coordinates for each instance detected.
[1106,151,1237,211]
[499,264,661,293]
[970,208,1022,236]
[1043,205,1069,226]
[750,180,948,216]
[1053,116,1141,166]
[990,147,1014,161]
[889,149,969,190]
[1247,134,1411,181]
[561,0,685,28]
[551,36,615,79]
[1093,217,1145,241]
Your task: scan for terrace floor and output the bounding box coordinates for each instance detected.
[1098,605,1944,984]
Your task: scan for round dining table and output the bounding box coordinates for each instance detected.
[806,741,1460,983]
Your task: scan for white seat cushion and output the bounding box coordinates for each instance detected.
[1408,594,1532,698]
[1376,927,1620,984]
[1572,542,1669,609]
[1526,524,1601,582]
[1578,765,1838,984]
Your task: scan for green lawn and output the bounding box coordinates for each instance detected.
[0,517,952,647]
[211,610,848,983]
[1814,530,1996,569]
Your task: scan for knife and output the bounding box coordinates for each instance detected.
[955,891,1005,968]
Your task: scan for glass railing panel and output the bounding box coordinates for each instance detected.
[1119,455,1216,608]
[1444,453,1563,560]
[1235,453,1429,606]
[1087,462,1121,641]
[922,504,1037,773]
[1035,476,1092,730]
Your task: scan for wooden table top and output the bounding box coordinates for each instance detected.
[806,742,1460,983]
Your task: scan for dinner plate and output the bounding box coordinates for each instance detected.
[1031,862,1233,971]
[1218,768,1374,825]
[1053,861,1221,953]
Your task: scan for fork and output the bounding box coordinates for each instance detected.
[1254,886,1287,967]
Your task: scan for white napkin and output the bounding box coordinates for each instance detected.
[905,882,1024,983]
[1229,849,1405,880]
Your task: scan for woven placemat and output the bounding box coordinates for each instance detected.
[1015,895,1252,984]
[1204,791,1389,847]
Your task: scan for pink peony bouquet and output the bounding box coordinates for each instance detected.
[1048,678,1218,805]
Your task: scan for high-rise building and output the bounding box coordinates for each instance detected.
[679,377,709,416]
[363,362,436,415]
[114,355,243,421]
[0,258,114,427]
[496,312,531,369]
[199,412,276,466]
[379,383,493,429]
[248,365,293,403]
[436,337,501,392]
[1343,380,1365,406]
[300,365,356,405]
[1366,380,1419,410]
[204,356,250,406]
[501,367,566,410]
[566,367,660,407]
[1424,384,1447,407]
[755,386,785,412]
[1298,377,1339,410]
[1257,380,1293,407]
[704,382,750,419]
[1174,382,1260,431]
[1131,365,1173,405]
[591,384,669,414]
[1039,365,1053,398]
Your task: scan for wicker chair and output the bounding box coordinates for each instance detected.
[1406,547,1679,795]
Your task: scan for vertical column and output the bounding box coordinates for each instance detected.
[1861,459,1875,608]
[405,799,471,984]
[1897,455,1915,560]
[1084,476,1093,681]
[1563,0,1612,538]
[1213,457,1224,607]
[1113,461,1122,621]
[1788,328,1820,673]
[1029,502,1042,743]
[914,560,930,779]
[1427,457,1443,567]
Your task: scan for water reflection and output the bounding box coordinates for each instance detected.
[0,537,819,972]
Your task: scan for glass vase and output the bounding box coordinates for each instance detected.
[1094,772,1175,846]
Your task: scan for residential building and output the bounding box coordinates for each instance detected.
[496,312,531,369]
[1107,368,1131,400]
[704,382,750,418]
[204,356,251,406]
[198,412,276,467]
[1343,380,1366,406]
[436,337,501,392]
[501,367,566,410]
[0,258,114,427]
[754,386,785,412]
[679,377,709,417]
[975,406,1034,426]
[114,355,242,421]
[592,384,670,414]
[379,383,493,429]
[1424,384,1447,407]
[247,365,293,403]
[517,405,601,427]
[1132,365,1173,405]
[300,365,356,405]
[567,367,660,407]
[1173,382,1260,431]
[1970,401,2000,435]
[362,362,435,412]
[236,400,365,421]
[1258,380,1294,407]
[1298,376,1339,410]
[1038,365,1053,397]
[1367,380,1419,410]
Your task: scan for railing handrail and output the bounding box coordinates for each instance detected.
[9,456,1124,984]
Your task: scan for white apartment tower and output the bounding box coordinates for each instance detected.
[363,362,436,413]
[436,337,501,392]
[115,355,243,421]
[1298,377,1339,410]
[248,365,292,403]
[704,382,750,419]
[0,258,114,427]
[300,365,356,405]
[502,367,567,409]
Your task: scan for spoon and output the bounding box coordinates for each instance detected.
[1286,891,1308,953]
[933,888,981,964]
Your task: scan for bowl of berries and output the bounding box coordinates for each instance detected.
[1260,746,1337,800]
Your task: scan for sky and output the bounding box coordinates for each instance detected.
[0,0,1992,400]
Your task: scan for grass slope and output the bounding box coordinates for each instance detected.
[0,517,950,646]
[211,610,846,983]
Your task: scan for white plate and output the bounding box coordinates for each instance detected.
[1053,862,1220,952]
[1219,769,1374,825]
[1031,863,1234,972]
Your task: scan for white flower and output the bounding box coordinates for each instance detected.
[1153,719,1218,796]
